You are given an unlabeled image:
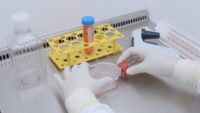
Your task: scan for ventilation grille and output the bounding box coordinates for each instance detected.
[0,48,10,60]
[99,10,149,29]
[0,52,9,61]
[0,9,149,66]
[111,15,147,28]
[42,41,50,49]
[0,48,11,68]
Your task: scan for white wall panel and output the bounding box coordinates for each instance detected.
[147,0,200,44]
[0,0,146,47]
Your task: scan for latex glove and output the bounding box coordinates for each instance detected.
[55,62,113,98]
[54,62,113,113]
[118,47,178,77]
[118,47,200,94]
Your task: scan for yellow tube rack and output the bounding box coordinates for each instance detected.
[47,24,124,70]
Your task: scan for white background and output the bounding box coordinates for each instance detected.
[147,0,200,44]
[0,0,146,47]
[1,0,200,47]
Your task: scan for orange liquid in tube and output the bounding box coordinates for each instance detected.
[82,16,95,54]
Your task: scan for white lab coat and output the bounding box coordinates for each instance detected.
[65,88,115,113]
[173,60,200,93]
[80,104,115,113]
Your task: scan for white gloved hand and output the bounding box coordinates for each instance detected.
[54,62,113,113]
[55,62,113,98]
[118,47,178,77]
[118,47,200,94]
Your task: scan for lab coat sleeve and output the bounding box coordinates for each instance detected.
[80,104,115,113]
[173,59,200,93]
[65,88,115,113]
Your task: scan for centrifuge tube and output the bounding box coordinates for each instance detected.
[82,16,95,54]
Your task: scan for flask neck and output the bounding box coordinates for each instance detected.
[14,28,31,34]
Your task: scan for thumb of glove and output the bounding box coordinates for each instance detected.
[92,76,114,93]
[126,63,145,75]
[54,73,64,87]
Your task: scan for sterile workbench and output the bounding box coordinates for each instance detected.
[0,23,200,113]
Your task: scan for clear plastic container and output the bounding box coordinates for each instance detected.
[7,12,46,89]
[90,62,121,96]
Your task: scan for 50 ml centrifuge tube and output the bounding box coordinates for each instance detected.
[82,16,95,54]
[118,55,143,79]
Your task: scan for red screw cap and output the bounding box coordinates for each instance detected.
[118,61,129,79]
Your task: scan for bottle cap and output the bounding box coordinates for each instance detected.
[82,16,95,26]
[12,12,31,33]
[118,61,129,79]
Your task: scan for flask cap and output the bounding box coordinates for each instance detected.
[12,12,31,33]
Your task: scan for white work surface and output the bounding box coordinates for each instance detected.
[1,25,200,113]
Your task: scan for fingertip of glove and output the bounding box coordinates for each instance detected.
[54,73,60,81]
[106,76,114,82]
[117,59,122,64]
[54,73,61,80]
[54,73,59,77]
[64,67,70,70]
[100,76,114,85]
[81,62,89,66]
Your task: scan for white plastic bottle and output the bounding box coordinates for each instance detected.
[7,12,46,89]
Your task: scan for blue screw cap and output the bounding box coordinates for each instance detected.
[82,16,95,26]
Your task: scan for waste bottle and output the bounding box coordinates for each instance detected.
[7,12,46,89]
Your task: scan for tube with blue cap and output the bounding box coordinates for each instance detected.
[82,16,95,54]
